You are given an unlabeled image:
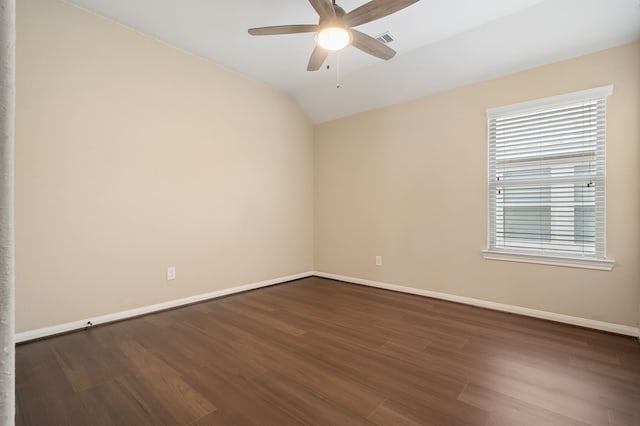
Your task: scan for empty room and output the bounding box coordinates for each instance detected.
[1,0,639,424]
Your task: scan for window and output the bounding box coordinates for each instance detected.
[483,86,614,270]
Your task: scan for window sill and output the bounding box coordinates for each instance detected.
[482,250,615,271]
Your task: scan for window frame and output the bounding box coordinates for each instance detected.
[483,86,615,271]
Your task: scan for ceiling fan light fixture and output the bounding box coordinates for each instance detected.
[316,27,351,51]
[248,0,420,71]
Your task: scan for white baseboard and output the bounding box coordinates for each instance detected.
[15,271,314,343]
[313,271,640,338]
[16,270,639,342]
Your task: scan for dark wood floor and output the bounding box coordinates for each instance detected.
[16,277,640,425]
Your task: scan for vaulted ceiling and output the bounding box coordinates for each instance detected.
[67,0,640,123]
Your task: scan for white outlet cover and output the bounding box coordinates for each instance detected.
[167,266,176,280]
[375,256,382,266]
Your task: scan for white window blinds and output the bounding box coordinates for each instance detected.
[487,86,612,260]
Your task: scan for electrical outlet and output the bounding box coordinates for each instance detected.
[167,266,176,281]
[375,256,382,266]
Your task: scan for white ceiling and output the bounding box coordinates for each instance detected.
[67,0,640,123]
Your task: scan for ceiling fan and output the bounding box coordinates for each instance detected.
[248,0,420,71]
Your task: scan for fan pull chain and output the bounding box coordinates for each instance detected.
[336,52,341,88]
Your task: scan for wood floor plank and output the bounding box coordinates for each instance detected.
[181,363,302,425]
[117,339,182,378]
[190,409,253,426]
[52,343,129,393]
[608,409,640,426]
[79,376,163,426]
[15,277,640,425]
[123,371,216,424]
[15,354,91,426]
[421,345,613,424]
[250,370,378,425]
[375,396,489,426]
[227,336,386,417]
[299,330,469,403]
[221,301,307,336]
[367,399,423,426]
[459,383,592,426]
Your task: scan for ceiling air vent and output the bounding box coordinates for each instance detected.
[375,32,395,44]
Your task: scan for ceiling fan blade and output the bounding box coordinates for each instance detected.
[350,29,396,60]
[344,0,419,27]
[308,0,336,19]
[248,24,319,36]
[307,46,329,71]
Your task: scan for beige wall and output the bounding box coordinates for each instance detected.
[16,0,314,332]
[16,0,640,333]
[315,42,640,328]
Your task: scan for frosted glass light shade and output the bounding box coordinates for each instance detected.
[316,27,351,51]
